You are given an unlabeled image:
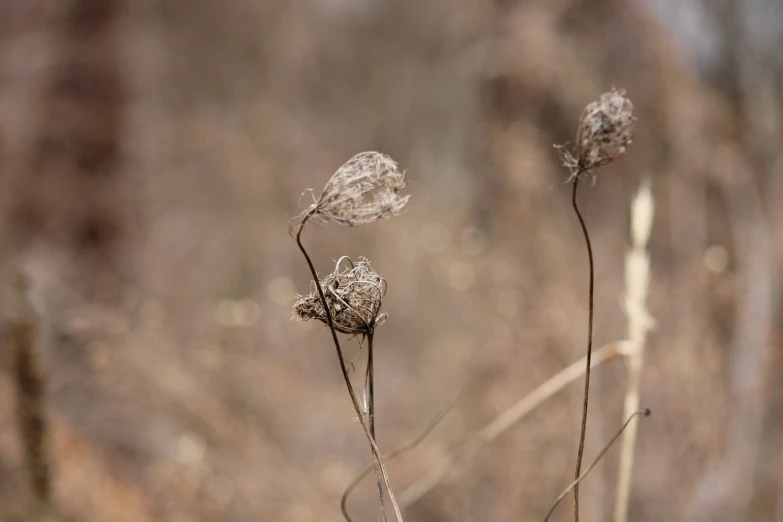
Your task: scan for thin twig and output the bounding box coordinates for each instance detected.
[295,221,404,522]
[545,409,651,522]
[400,341,625,507]
[614,179,655,522]
[571,175,594,522]
[342,393,460,522]
[366,332,387,522]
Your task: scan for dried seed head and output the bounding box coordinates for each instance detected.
[293,257,387,335]
[294,152,410,229]
[575,88,635,170]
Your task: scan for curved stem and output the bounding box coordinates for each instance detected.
[572,175,594,522]
[295,223,403,522]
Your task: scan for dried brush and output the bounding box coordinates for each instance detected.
[294,257,387,336]
[291,152,409,522]
[554,88,636,522]
[555,88,635,178]
[293,151,409,228]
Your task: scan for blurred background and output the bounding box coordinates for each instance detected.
[1,1,782,521]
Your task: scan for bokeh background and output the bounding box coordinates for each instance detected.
[1,1,782,521]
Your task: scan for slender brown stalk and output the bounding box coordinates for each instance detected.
[545,409,651,522]
[571,174,594,522]
[342,394,460,522]
[557,88,635,521]
[366,332,387,522]
[294,220,403,522]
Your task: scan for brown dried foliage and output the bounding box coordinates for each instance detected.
[293,152,410,229]
[293,257,388,336]
[556,88,635,175]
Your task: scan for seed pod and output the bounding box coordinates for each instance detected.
[294,152,409,228]
[293,257,387,335]
[576,89,635,170]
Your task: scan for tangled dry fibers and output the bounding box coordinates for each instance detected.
[293,257,388,335]
[294,152,410,228]
[556,88,635,175]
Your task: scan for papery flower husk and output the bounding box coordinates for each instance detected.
[294,152,410,229]
[293,257,387,335]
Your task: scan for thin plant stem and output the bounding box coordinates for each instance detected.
[571,174,594,522]
[342,393,460,522]
[545,409,651,522]
[294,221,404,522]
[366,332,387,522]
[400,341,625,508]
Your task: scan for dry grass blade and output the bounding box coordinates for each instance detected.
[544,409,651,522]
[614,179,655,522]
[399,341,626,507]
[341,393,460,522]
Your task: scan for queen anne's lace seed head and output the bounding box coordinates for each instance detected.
[293,257,387,335]
[575,88,635,170]
[294,152,410,229]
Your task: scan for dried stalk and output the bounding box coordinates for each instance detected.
[399,341,626,507]
[571,175,594,522]
[366,332,387,522]
[614,180,655,522]
[544,409,651,522]
[294,221,403,522]
[556,88,635,522]
[342,394,460,522]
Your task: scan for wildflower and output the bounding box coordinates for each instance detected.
[294,152,410,228]
[576,88,635,170]
[293,257,387,335]
[556,88,635,175]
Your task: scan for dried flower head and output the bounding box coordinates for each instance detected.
[294,152,410,229]
[555,89,635,176]
[576,88,635,170]
[293,257,387,335]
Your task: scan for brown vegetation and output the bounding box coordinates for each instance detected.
[1,1,782,522]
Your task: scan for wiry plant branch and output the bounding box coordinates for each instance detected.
[294,221,403,522]
[555,88,635,522]
[571,175,593,522]
[366,331,387,522]
[342,394,460,522]
[544,409,651,522]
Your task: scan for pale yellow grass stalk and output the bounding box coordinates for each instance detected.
[399,341,627,507]
[614,179,655,522]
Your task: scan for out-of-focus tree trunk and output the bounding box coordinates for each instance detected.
[6,0,128,300]
[0,1,127,518]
